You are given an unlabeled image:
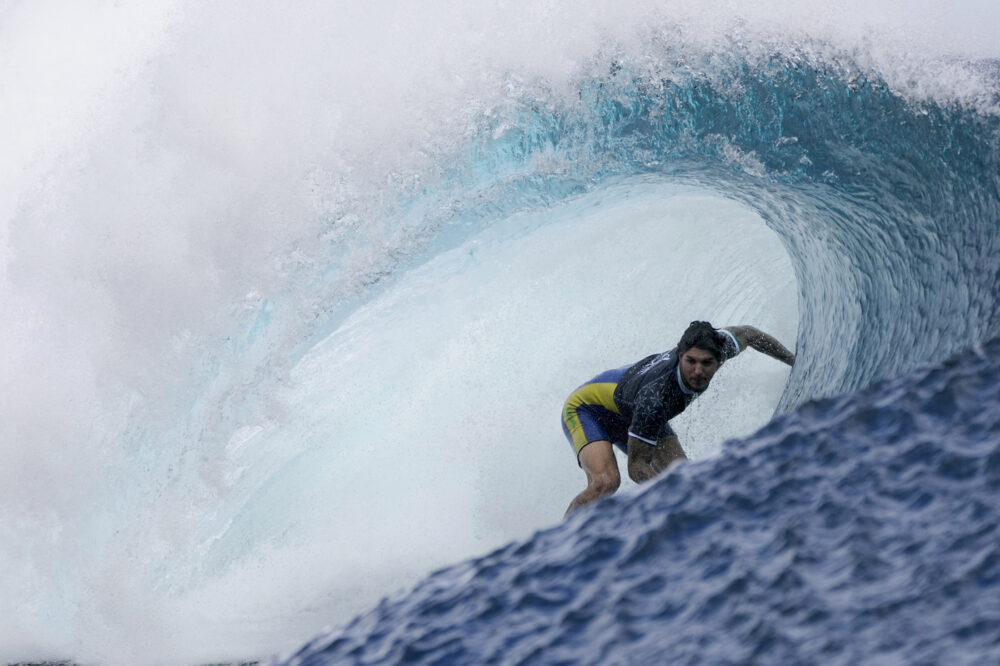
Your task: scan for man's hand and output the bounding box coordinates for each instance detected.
[626,435,686,483]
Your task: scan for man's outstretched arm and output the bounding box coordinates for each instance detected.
[725,325,795,366]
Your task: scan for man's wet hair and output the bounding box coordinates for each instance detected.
[677,321,725,362]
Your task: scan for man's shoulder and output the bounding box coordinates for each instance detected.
[632,348,678,379]
[617,349,677,399]
[717,328,743,359]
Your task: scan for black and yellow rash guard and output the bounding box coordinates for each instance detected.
[561,329,742,455]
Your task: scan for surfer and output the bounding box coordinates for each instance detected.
[561,321,795,517]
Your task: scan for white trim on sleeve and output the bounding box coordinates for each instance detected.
[627,431,658,445]
[718,328,741,354]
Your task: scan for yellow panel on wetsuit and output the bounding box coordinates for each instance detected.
[561,366,629,455]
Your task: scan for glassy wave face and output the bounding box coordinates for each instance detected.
[3,4,1000,665]
[435,51,1000,410]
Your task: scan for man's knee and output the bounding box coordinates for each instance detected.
[578,440,621,497]
[589,469,621,496]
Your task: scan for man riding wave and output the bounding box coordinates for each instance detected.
[561,321,795,517]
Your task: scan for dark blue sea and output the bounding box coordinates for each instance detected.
[2,4,998,665]
[284,336,1000,665]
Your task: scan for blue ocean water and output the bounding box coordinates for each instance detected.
[284,336,1000,665]
[276,43,1000,666]
[2,4,999,665]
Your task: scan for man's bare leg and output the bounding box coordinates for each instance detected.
[564,440,621,518]
[627,435,686,483]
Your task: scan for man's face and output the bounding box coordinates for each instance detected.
[679,347,720,392]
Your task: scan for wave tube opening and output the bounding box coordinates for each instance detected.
[147,181,798,662]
